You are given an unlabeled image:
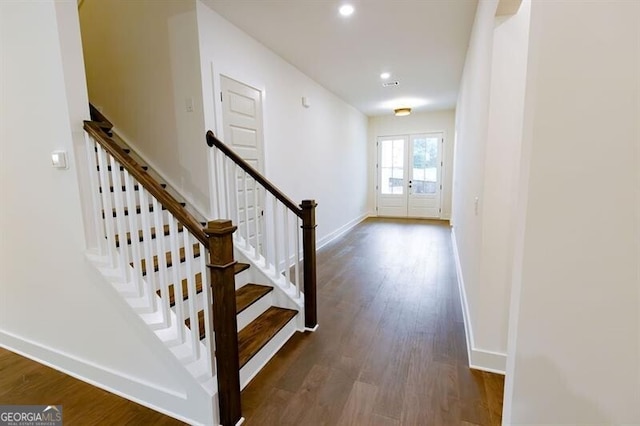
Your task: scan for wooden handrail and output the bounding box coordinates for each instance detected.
[84,121,208,246]
[206,131,302,217]
[206,129,318,330]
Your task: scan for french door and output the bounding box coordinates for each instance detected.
[376,133,442,218]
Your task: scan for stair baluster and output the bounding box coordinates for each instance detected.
[84,120,222,419]
[83,117,312,425]
[206,130,318,329]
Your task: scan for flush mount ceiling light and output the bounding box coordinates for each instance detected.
[380,72,390,80]
[394,107,411,116]
[339,4,354,17]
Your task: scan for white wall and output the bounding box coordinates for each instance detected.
[79,0,210,216]
[451,0,495,370]
[368,110,455,219]
[0,3,212,423]
[451,0,531,372]
[476,1,531,369]
[196,1,369,246]
[504,1,640,423]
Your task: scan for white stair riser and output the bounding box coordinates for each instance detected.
[237,291,273,332]
[234,268,251,290]
[143,256,204,287]
[173,288,209,324]
[239,315,297,390]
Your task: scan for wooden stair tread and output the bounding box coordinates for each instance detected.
[99,182,166,193]
[236,284,273,314]
[102,202,185,218]
[234,262,250,275]
[238,307,297,369]
[103,204,153,218]
[96,146,129,154]
[186,307,298,368]
[97,164,148,172]
[184,294,296,369]
[159,262,252,305]
[158,273,203,306]
[115,223,184,247]
[136,244,201,275]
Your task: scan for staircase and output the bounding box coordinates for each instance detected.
[81,107,317,425]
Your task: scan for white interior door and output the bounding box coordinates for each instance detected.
[377,133,442,218]
[220,75,264,246]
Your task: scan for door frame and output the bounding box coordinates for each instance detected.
[217,73,266,174]
[375,131,445,219]
[217,73,267,250]
[207,62,268,217]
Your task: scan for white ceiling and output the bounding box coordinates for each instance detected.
[203,0,478,117]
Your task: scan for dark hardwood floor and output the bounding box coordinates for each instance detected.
[0,218,503,425]
[0,348,184,425]
[242,217,504,425]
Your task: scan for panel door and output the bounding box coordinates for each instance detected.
[220,75,265,247]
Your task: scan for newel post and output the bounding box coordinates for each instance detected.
[204,220,241,426]
[300,200,318,329]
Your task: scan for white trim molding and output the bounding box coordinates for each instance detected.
[0,331,212,425]
[450,227,507,374]
[317,213,369,250]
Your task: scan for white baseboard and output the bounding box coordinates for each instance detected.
[469,349,507,374]
[450,228,507,374]
[317,213,369,250]
[0,330,209,425]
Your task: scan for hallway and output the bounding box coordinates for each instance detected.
[242,218,504,425]
[0,218,503,425]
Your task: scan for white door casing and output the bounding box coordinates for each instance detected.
[376,133,443,219]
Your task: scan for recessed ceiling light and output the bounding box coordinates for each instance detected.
[339,4,354,17]
[380,72,390,80]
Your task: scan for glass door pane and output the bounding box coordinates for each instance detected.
[380,138,405,194]
[411,136,438,194]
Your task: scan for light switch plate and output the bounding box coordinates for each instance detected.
[51,150,68,169]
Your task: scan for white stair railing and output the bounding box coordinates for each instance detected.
[206,130,318,330]
[83,122,215,381]
[210,141,303,298]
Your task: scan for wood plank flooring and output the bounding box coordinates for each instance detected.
[0,218,503,425]
[0,347,184,425]
[241,218,504,425]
